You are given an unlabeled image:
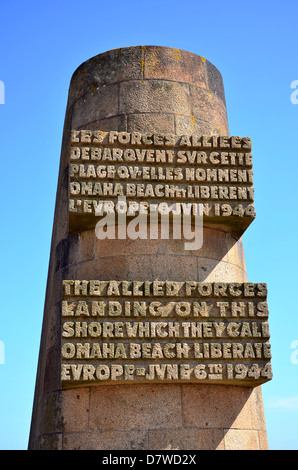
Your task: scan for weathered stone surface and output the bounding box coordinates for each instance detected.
[147,428,225,450]
[205,59,227,106]
[61,388,90,433]
[182,384,256,429]
[190,86,229,135]
[119,80,192,115]
[69,46,144,107]
[197,258,247,282]
[126,254,198,280]
[63,429,148,450]
[223,429,260,450]
[71,84,119,128]
[77,116,127,133]
[89,384,182,430]
[60,279,272,387]
[143,46,207,89]
[175,114,219,136]
[127,113,175,134]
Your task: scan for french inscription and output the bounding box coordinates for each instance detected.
[61,280,272,387]
[71,130,252,149]
[68,130,256,234]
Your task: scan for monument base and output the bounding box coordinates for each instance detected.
[30,383,268,450]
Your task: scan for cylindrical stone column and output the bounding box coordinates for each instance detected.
[29,46,268,450]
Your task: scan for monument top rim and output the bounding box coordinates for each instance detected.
[70,45,223,82]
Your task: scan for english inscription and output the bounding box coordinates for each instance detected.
[61,280,272,387]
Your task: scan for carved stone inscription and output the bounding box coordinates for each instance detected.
[61,280,273,387]
[69,130,256,234]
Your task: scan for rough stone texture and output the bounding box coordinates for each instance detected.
[29,46,269,450]
[67,45,229,136]
[63,430,148,451]
[148,428,225,450]
[89,384,182,431]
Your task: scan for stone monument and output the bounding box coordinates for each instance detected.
[29,46,272,450]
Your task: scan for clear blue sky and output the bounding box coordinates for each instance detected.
[0,0,297,450]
